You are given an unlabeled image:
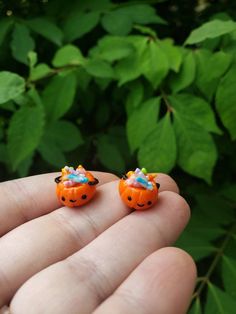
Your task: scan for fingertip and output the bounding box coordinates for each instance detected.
[154,173,180,194]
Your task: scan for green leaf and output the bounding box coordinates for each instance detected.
[185,19,236,45]
[44,120,83,152]
[63,11,100,42]
[30,63,52,81]
[176,231,216,261]
[42,73,77,121]
[169,94,222,134]
[101,10,133,36]
[189,298,202,314]
[91,36,135,62]
[52,45,85,67]
[221,184,236,203]
[0,100,15,111]
[0,18,13,46]
[138,113,177,173]
[160,39,182,72]
[173,111,217,183]
[10,23,35,65]
[0,72,25,104]
[169,50,196,93]
[84,59,114,78]
[7,105,44,170]
[102,4,166,35]
[194,49,232,101]
[125,81,144,116]
[141,40,169,88]
[196,194,234,225]
[222,255,236,298]
[17,153,34,177]
[38,138,66,168]
[115,36,147,86]
[97,134,125,172]
[28,51,37,69]
[27,17,63,46]
[216,66,236,140]
[127,97,160,152]
[0,143,7,163]
[205,283,236,314]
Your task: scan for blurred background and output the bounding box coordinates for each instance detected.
[0,0,236,312]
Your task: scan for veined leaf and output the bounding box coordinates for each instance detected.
[173,111,217,183]
[63,11,100,42]
[91,36,135,62]
[10,23,35,65]
[194,49,232,101]
[125,81,144,116]
[17,153,34,177]
[30,63,52,81]
[38,137,66,168]
[97,134,125,172]
[189,298,202,314]
[222,255,236,298]
[141,40,169,88]
[0,143,7,163]
[0,18,13,46]
[102,4,166,36]
[42,73,77,121]
[127,97,160,152]
[138,113,177,173]
[102,10,133,36]
[169,93,222,134]
[205,283,236,313]
[27,17,63,46]
[221,184,236,203]
[84,59,114,78]
[7,104,44,170]
[0,72,25,104]
[160,39,182,72]
[185,19,236,45]
[216,66,236,140]
[45,120,83,152]
[176,236,216,262]
[169,50,196,93]
[52,45,85,67]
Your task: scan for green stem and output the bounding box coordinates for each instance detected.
[192,222,236,301]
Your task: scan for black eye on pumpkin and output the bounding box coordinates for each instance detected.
[127,196,132,201]
[82,194,87,199]
[61,196,65,201]
[147,201,152,205]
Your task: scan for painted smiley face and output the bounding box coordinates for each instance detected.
[55,170,99,208]
[119,180,159,211]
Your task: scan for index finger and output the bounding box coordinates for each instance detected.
[0,171,118,236]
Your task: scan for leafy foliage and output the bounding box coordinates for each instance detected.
[0,1,236,312]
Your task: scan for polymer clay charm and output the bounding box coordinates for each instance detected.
[55,165,99,207]
[119,168,160,210]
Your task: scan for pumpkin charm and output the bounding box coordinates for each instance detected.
[119,168,160,211]
[55,165,99,207]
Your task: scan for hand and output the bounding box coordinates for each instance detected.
[0,172,196,314]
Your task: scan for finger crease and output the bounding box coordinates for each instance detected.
[66,256,113,304]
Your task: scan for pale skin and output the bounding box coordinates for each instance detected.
[0,172,196,314]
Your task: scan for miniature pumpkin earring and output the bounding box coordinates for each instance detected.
[55,165,99,207]
[119,168,160,210]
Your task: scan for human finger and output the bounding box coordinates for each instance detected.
[10,191,190,314]
[0,174,178,306]
[0,171,118,236]
[94,247,196,314]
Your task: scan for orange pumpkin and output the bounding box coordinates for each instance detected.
[119,172,159,211]
[55,167,99,208]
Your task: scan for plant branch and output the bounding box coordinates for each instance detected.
[192,222,236,301]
